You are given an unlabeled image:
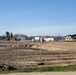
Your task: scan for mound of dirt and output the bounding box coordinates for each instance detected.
[31,43,61,51]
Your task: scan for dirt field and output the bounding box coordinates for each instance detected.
[32,42,76,51]
[0,41,76,68]
[0,72,76,75]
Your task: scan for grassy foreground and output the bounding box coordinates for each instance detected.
[0,64,76,74]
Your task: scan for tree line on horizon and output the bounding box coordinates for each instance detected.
[1,31,28,41]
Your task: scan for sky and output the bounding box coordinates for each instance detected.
[0,0,76,36]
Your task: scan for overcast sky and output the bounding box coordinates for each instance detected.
[0,0,76,36]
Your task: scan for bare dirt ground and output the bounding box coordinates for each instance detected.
[0,41,76,69]
[1,72,76,75]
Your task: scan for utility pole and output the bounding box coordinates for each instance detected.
[38,36,44,65]
[40,39,42,63]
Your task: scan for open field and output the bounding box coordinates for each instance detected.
[0,41,76,69]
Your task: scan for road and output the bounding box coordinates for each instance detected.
[0,72,76,75]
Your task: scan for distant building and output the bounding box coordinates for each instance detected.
[0,36,6,40]
[17,36,26,41]
[32,36,65,42]
[44,36,64,42]
[65,34,76,42]
[17,36,29,41]
[34,36,40,41]
[32,36,44,42]
[44,36,54,42]
[54,36,64,41]
[0,36,2,40]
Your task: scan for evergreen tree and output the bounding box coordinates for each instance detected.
[10,32,13,39]
[6,31,10,41]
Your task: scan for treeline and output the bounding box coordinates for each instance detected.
[6,31,14,41]
[2,31,28,41]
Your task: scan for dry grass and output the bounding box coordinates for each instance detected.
[31,42,76,51]
[0,41,76,51]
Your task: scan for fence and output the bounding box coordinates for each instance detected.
[0,41,76,68]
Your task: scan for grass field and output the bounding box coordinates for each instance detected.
[0,64,76,74]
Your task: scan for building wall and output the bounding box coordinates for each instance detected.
[65,36,75,41]
[17,36,25,41]
[0,36,6,40]
[34,37,40,41]
[44,38,54,42]
[54,36,64,41]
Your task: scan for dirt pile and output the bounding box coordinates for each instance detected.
[31,43,61,51]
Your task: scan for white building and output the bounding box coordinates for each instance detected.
[32,36,44,42]
[44,36,54,42]
[34,36,40,41]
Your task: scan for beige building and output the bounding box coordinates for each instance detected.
[65,35,76,42]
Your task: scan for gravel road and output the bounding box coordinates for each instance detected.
[0,72,76,75]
